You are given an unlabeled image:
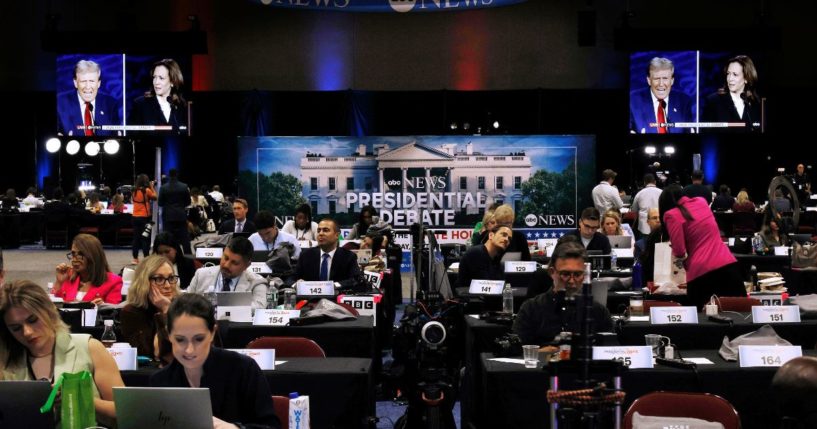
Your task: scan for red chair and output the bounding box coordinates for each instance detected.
[717,296,761,312]
[643,300,681,312]
[246,336,326,358]
[624,391,740,429]
[272,395,289,429]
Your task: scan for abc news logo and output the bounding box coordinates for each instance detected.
[342,299,375,310]
[386,180,401,186]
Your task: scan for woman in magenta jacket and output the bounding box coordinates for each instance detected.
[660,184,745,308]
[54,233,123,304]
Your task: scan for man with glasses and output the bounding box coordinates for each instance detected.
[186,236,268,309]
[456,225,513,290]
[513,240,612,346]
[565,207,612,255]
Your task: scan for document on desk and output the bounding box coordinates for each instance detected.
[489,358,527,365]
[683,357,715,365]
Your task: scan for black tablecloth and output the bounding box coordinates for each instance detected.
[480,350,817,429]
[122,357,374,429]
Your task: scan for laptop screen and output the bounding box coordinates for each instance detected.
[0,381,53,429]
[114,387,212,429]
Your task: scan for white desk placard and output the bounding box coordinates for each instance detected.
[229,349,276,370]
[363,270,383,289]
[338,294,380,326]
[298,240,314,248]
[504,261,537,273]
[81,308,98,327]
[752,293,784,306]
[649,306,699,325]
[774,246,791,256]
[468,279,505,295]
[296,280,334,296]
[612,248,634,258]
[249,262,272,275]
[751,305,801,323]
[738,345,802,368]
[100,209,114,215]
[537,238,558,257]
[195,247,223,259]
[253,309,301,326]
[121,280,131,297]
[592,346,653,369]
[107,345,138,370]
[216,306,253,322]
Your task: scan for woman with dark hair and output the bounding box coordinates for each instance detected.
[1,280,124,426]
[659,184,745,308]
[152,231,196,290]
[129,58,188,135]
[131,173,157,264]
[348,205,377,240]
[282,203,318,241]
[54,233,123,304]
[760,214,789,250]
[1,188,18,211]
[711,184,735,211]
[702,55,762,132]
[149,294,280,429]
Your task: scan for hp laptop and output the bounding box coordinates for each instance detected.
[114,387,212,429]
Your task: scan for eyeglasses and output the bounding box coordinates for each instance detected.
[149,275,179,286]
[66,251,85,261]
[581,222,600,230]
[557,270,586,281]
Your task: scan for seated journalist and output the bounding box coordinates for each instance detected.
[186,236,268,310]
[456,225,512,290]
[149,293,281,429]
[513,240,613,347]
[290,218,362,291]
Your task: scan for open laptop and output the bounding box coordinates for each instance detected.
[0,381,53,429]
[790,233,813,245]
[586,250,611,271]
[607,235,632,249]
[216,291,253,307]
[114,387,212,429]
[252,250,272,262]
[500,251,522,263]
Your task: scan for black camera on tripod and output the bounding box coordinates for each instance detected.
[391,296,463,429]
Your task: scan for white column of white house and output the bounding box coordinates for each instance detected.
[378,168,384,192]
[401,168,408,193]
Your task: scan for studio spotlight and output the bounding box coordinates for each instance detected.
[103,139,120,155]
[84,141,100,157]
[463,122,471,131]
[46,138,61,153]
[492,121,500,129]
[644,146,656,155]
[664,146,675,155]
[66,140,80,155]
[450,122,458,130]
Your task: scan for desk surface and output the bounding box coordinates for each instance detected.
[122,357,373,429]
[481,350,815,429]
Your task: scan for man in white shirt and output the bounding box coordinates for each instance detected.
[591,169,624,215]
[248,210,301,259]
[208,185,224,202]
[630,174,662,237]
[22,187,44,208]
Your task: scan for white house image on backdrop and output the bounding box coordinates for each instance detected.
[298,141,532,216]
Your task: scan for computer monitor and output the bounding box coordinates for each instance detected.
[0,381,53,429]
[500,252,522,263]
[607,235,633,249]
[252,250,271,262]
[114,387,212,429]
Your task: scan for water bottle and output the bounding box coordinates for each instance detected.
[610,252,618,271]
[101,319,116,348]
[266,284,279,309]
[288,392,311,429]
[502,283,514,314]
[632,260,643,291]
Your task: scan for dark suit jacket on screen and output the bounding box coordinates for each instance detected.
[702,92,762,133]
[629,88,694,134]
[218,219,257,235]
[57,91,121,136]
[129,95,189,135]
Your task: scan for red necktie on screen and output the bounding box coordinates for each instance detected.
[657,99,667,134]
[83,102,94,136]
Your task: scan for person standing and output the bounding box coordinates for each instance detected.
[158,169,191,255]
[630,174,662,237]
[591,169,624,215]
[131,174,157,264]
